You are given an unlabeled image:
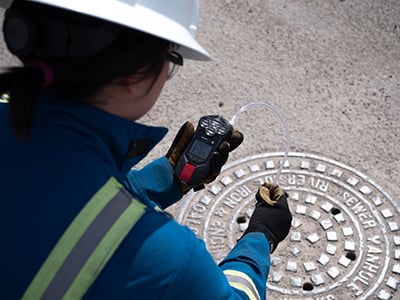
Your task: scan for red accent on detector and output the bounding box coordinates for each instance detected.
[179,163,196,183]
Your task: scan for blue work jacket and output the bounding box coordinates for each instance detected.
[0,92,270,299]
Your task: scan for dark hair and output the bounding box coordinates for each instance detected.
[0,1,170,141]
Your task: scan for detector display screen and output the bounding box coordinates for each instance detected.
[189,140,213,160]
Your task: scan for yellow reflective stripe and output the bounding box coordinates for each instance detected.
[22,177,146,300]
[229,282,258,300]
[64,192,145,299]
[223,270,261,300]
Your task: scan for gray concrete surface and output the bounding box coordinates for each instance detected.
[146,0,400,205]
[1,0,399,298]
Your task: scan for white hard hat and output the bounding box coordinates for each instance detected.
[1,0,211,61]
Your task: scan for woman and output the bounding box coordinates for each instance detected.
[0,0,292,299]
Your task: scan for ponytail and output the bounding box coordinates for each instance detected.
[0,66,44,141]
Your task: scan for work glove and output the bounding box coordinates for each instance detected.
[242,182,292,253]
[166,121,243,193]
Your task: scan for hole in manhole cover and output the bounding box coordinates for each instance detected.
[331,207,341,215]
[236,216,247,224]
[346,251,357,261]
[303,282,314,291]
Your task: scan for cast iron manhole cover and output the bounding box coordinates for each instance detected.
[176,152,400,299]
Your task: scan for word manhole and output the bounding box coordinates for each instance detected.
[175,152,400,300]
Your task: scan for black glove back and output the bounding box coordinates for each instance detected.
[242,183,292,253]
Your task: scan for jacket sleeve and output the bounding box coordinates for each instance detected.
[125,157,183,208]
[218,232,271,300]
[162,227,271,300]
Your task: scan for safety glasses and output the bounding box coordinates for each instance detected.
[162,51,183,80]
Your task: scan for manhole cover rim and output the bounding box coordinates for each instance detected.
[176,152,399,299]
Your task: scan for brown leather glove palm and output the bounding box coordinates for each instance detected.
[166,121,243,192]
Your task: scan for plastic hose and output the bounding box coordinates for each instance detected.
[229,101,291,185]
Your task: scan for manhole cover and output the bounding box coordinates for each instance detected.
[176,152,400,299]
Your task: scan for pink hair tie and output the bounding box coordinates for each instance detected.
[29,60,54,87]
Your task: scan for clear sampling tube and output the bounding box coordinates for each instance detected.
[229,101,291,185]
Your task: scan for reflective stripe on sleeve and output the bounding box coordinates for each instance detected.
[223,269,261,300]
[22,177,146,300]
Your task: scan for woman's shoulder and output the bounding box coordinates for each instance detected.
[88,209,220,299]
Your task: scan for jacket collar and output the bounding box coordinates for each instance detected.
[35,92,168,178]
